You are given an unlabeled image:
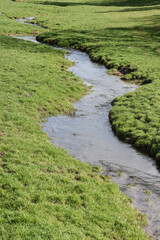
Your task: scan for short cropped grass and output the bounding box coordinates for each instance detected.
[0,0,158,239]
[0,2,149,239]
[0,36,148,240]
[33,0,160,162]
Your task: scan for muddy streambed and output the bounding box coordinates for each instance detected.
[15,18,160,239]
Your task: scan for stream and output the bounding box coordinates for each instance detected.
[15,18,160,239]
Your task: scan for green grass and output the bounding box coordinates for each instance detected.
[0,0,159,239]
[0,36,148,239]
[33,0,160,162]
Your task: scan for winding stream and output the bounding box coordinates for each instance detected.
[15,18,160,239]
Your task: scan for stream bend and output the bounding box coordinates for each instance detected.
[14,18,160,239]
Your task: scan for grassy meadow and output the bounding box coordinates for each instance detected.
[0,27,148,240]
[35,0,160,161]
[0,0,159,239]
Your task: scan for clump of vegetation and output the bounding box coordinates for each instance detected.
[143,189,151,195]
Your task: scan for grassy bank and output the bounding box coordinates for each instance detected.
[34,0,160,162]
[0,0,150,239]
[1,0,160,161]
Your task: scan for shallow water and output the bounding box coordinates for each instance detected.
[42,48,160,239]
[15,17,41,28]
[14,18,160,238]
[42,50,159,175]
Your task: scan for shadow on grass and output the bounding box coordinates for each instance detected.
[38,20,160,53]
[34,0,160,7]
[119,5,160,11]
[96,5,160,13]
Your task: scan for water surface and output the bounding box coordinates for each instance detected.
[14,19,160,237]
[42,49,159,175]
[41,48,160,239]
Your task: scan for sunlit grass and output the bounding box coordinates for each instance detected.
[34,0,160,161]
[0,36,148,239]
[1,0,159,238]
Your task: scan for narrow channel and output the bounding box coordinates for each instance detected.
[15,18,160,239]
[42,45,160,239]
